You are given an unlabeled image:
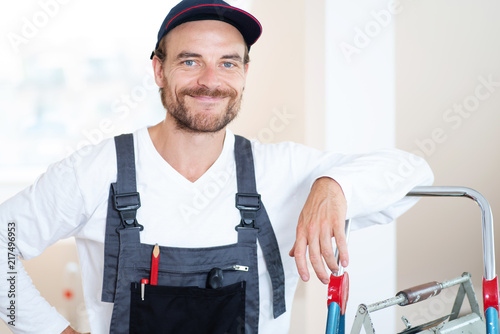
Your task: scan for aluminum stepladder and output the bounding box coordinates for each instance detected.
[325,186,500,334]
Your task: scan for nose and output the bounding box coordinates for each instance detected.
[197,65,221,90]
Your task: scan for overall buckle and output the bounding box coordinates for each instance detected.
[235,193,261,230]
[113,192,144,231]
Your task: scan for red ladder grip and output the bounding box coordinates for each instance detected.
[327,272,349,315]
[483,276,499,314]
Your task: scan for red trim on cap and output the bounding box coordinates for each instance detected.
[165,4,262,41]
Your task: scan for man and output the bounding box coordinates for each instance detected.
[0,0,433,333]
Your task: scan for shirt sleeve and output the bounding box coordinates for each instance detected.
[315,148,434,229]
[0,155,88,333]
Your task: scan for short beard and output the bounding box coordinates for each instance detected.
[161,83,242,134]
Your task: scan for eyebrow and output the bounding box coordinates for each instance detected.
[221,53,243,63]
[175,52,243,63]
[176,52,202,60]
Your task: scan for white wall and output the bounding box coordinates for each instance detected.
[324,0,398,332]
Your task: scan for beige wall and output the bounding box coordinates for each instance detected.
[231,1,309,147]
[395,0,500,325]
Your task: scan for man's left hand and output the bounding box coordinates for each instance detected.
[289,177,348,284]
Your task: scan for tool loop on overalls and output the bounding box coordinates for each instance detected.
[113,191,144,231]
[235,193,261,229]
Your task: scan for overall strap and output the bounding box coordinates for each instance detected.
[234,135,286,318]
[102,133,142,303]
[113,134,143,231]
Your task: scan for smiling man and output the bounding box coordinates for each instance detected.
[148,19,249,183]
[0,0,433,333]
[154,20,246,134]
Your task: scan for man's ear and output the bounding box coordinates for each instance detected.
[152,56,165,88]
[244,63,249,79]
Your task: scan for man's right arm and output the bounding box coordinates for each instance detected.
[0,156,87,333]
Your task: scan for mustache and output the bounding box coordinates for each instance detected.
[179,87,237,99]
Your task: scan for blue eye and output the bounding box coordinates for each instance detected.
[222,62,235,68]
[184,60,196,66]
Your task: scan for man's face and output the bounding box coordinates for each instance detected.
[156,20,248,133]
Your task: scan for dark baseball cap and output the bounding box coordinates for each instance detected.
[150,0,262,59]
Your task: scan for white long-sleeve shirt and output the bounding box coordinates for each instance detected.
[0,127,433,333]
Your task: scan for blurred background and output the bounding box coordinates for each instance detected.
[0,0,499,332]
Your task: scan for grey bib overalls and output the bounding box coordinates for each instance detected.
[100,134,286,333]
